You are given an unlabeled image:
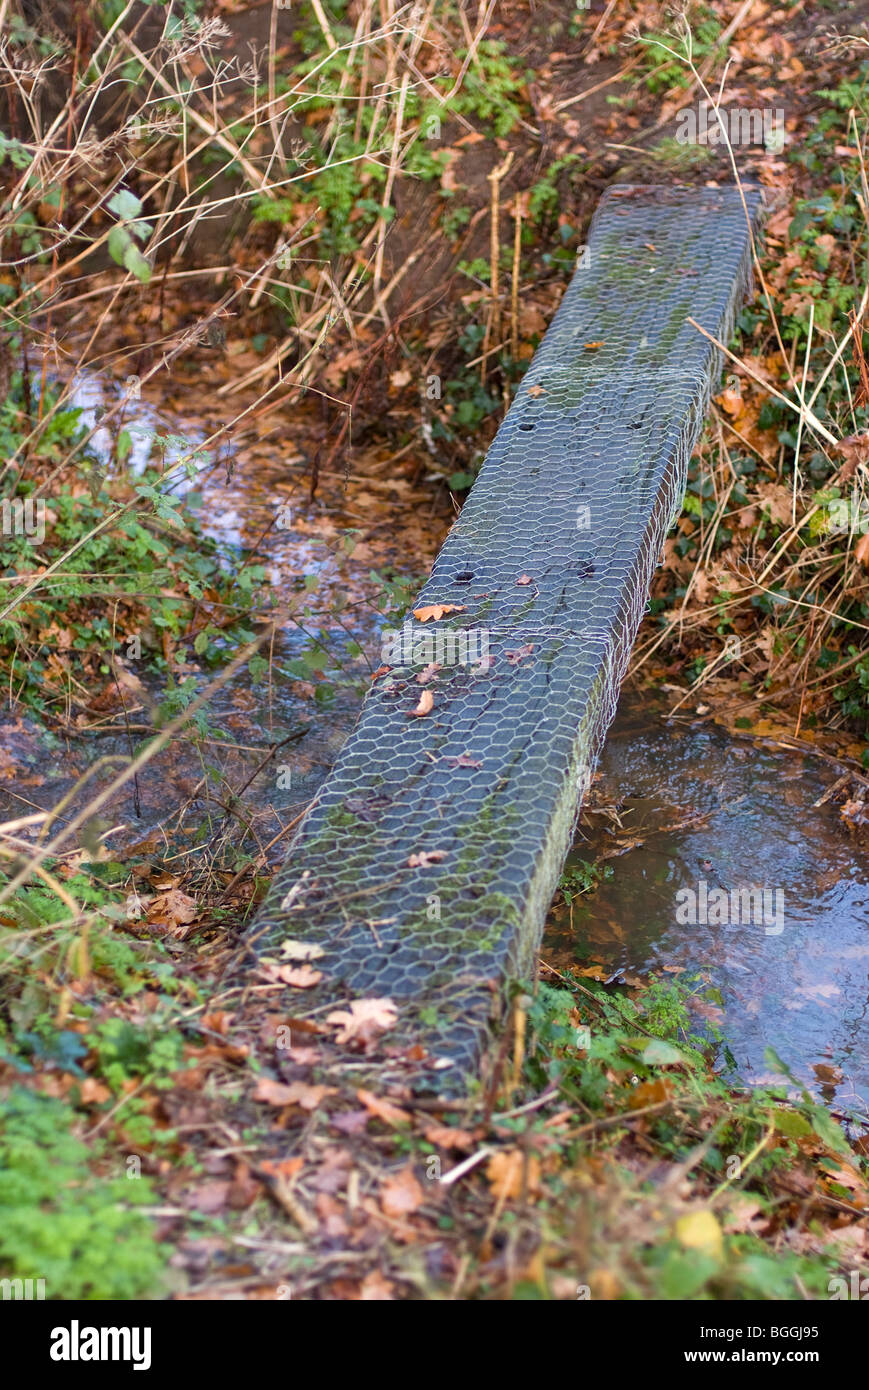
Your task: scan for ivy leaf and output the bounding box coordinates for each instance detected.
[122,242,152,284]
[808,1104,852,1157]
[642,1038,685,1067]
[107,224,130,268]
[107,223,152,283]
[108,188,143,220]
[771,1108,812,1139]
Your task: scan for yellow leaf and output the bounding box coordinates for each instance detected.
[486,1149,541,1200]
[675,1209,723,1259]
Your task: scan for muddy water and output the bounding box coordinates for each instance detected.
[9,381,869,1112]
[1,373,402,850]
[545,696,869,1117]
[68,370,381,612]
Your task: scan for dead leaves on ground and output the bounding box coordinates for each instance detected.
[486,1148,542,1201]
[253,1078,335,1109]
[146,888,198,937]
[833,431,869,479]
[327,997,398,1046]
[358,1089,412,1127]
[381,1164,424,1216]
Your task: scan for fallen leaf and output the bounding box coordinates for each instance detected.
[526,384,547,397]
[188,1181,231,1214]
[722,1196,767,1235]
[505,643,534,665]
[629,1078,671,1108]
[422,1124,477,1151]
[413,603,466,622]
[279,964,323,988]
[381,1165,424,1217]
[330,1109,370,1135]
[310,1148,352,1195]
[79,1078,111,1105]
[357,1088,411,1126]
[486,1149,541,1200]
[252,1078,298,1106]
[279,939,325,962]
[408,688,434,717]
[716,385,743,415]
[588,1269,621,1299]
[407,850,448,867]
[822,1163,868,1199]
[834,432,869,478]
[584,340,605,350]
[371,665,391,682]
[253,1077,334,1109]
[841,798,868,827]
[416,662,441,684]
[515,574,533,585]
[147,888,198,935]
[328,998,398,1045]
[201,1011,234,1034]
[259,1157,305,1180]
[813,1062,844,1086]
[360,1270,396,1300]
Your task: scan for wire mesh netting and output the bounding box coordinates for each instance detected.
[246,184,764,1086]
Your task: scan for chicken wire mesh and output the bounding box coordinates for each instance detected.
[246,184,764,1086]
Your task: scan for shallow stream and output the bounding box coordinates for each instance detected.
[7,376,867,1116]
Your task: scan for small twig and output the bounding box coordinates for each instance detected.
[483,150,514,381]
[510,193,524,360]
